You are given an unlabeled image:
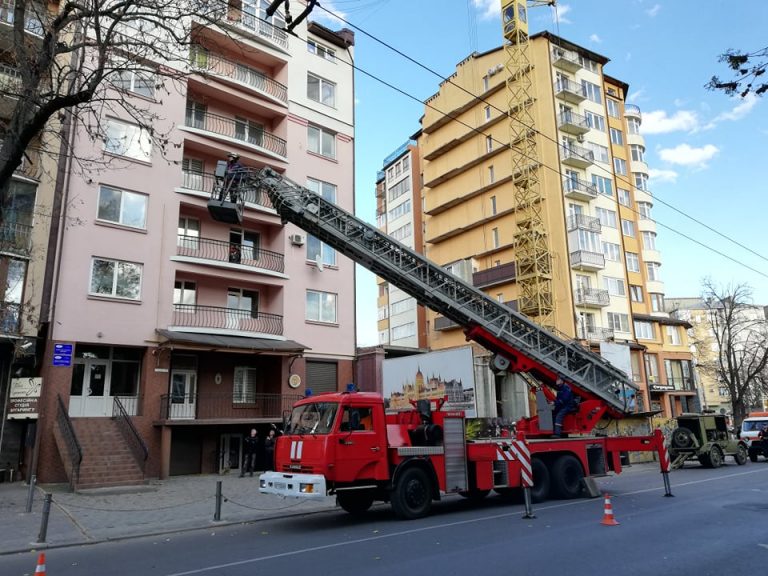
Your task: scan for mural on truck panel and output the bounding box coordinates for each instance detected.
[383,346,477,417]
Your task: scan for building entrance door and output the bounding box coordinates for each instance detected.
[220,434,242,474]
[169,370,197,420]
[69,360,109,417]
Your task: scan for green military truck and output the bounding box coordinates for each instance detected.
[669,413,749,469]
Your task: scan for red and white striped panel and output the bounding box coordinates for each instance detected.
[496,441,533,487]
[658,441,670,472]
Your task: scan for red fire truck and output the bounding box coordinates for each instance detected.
[208,165,672,519]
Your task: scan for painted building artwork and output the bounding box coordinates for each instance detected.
[383,347,477,417]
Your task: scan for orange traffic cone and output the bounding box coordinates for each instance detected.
[34,552,46,575]
[600,494,620,526]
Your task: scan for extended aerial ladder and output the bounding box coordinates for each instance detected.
[214,166,638,436]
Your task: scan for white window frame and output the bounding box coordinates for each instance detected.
[630,144,645,163]
[646,262,661,281]
[626,252,640,272]
[642,231,657,250]
[104,118,152,162]
[604,276,626,297]
[392,322,416,341]
[97,185,148,229]
[634,321,655,340]
[306,290,337,324]
[609,127,624,145]
[606,99,620,118]
[602,241,621,261]
[638,201,653,220]
[666,325,681,345]
[618,188,631,207]
[595,207,617,228]
[630,285,643,303]
[113,68,155,99]
[307,40,336,61]
[592,175,613,196]
[621,219,635,237]
[581,80,602,104]
[585,111,605,132]
[233,366,258,404]
[607,312,630,333]
[614,157,627,176]
[307,73,336,107]
[308,124,336,159]
[173,280,197,306]
[89,257,143,300]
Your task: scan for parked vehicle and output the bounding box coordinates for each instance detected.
[739,412,768,462]
[669,413,749,469]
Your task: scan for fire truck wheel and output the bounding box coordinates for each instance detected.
[391,467,433,519]
[550,454,584,499]
[337,491,374,515]
[529,458,551,503]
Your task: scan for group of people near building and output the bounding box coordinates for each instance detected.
[239,426,279,477]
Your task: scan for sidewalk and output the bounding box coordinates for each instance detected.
[0,472,339,556]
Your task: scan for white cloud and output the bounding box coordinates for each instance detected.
[627,88,646,103]
[658,144,719,167]
[714,93,759,122]
[312,0,347,26]
[641,110,699,134]
[589,34,601,43]
[648,168,678,183]
[472,0,497,20]
[554,4,572,24]
[646,4,661,17]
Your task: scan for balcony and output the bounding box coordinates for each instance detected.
[158,392,301,422]
[171,304,283,337]
[577,326,614,342]
[218,7,289,52]
[0,301,21,334]
[569,250,605,271]
[179,170,274,211]
[176,235,284,275]
[551,48,582,73]
[561,144,594,169]
[472,261,516,288]
[558,111,590,136]
[563,177,598,202]
[189,48,288,106]
[567,214,601,233]
[434,315,460,331]
[0,221,32,255]
[182,110,287,161]
[625,104,642,119]
[554,78,586,104]
[0,63,21,93]
[573,287,610,308]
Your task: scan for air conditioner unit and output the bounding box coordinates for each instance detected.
[289,233,305,246]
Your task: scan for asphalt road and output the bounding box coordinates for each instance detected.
[4,462,768,576]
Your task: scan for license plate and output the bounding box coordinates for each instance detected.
[274,482,286,490]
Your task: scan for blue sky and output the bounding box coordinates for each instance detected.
[312,1,768,346]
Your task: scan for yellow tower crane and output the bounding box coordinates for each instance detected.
[499,0,556,327]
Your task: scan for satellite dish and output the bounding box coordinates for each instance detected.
[315,254,324,272]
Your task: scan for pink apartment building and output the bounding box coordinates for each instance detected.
[33,7,355,487]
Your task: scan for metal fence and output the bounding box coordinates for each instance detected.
[56,395,82,491]
[183,110,287,158]
[177,235,284,273]
[112,396,149,473]
[172,304,283,336]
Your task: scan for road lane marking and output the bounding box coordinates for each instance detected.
[165,467,768,576]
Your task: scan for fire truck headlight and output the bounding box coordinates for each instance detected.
[300,483,315,494]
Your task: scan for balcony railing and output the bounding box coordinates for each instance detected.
[625,104,642,118]
[561,144,594,168]
[563,177,598,201]
[0,301,21,334]
[551,48,582,72]
[159,392,302,421]
[573,287,610,307]
[567,214,601,233]
[180,169,274,209]
[434,315,460,331]
[0,2,45,35]
[183,110,287,159]
[0,221,32,255]
[569,250,605,270]
[554,78,586,103]
[177,234,284,273]
[222,8,289,50]
[667,377,695,392]
[472,261,516,288]
[189,48,288,104]
[558,111,591,135]
[577,326,614,341]
[172,304,283,336]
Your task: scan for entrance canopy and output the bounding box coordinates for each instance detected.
[155,329,309,355]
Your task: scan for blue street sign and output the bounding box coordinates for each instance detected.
[53,354,72,367]
[54,343,73,355]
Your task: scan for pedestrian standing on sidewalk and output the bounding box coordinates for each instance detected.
[264,428,277,471]
[240,428,259,477]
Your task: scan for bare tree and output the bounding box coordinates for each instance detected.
[698,280,768,424]
[0,0,252,223]
[706,46,768,98]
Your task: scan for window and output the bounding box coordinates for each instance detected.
[664,359,693,391]
[651,293,665,312]
[592,175,613,196]
[233,367,260,404]
[392,322,416,340]
[177,217,200,250]
[607,312,630,333]
[646,261,661,281]
[390,298,415,316]
[306,290,337,323]
[585,111,605,132]
[638,201,653,220]
[308,125,336,158]
[621,219,635,237]
[307,40,335,61]
[634,321,655,340]
[388,199,411,221]
[630,285,644,303]
[614,157,627,175]
[571,228,601,253]
[579,56,598,73]
[666,325,681,345]
[235,116,263,147]
[581,80,602,104]
[71,345,141,400]
[609,127,624,145]
[307,233,336,266]
[90,258,142,300]
[645,354,660,383]
[626,252,640,272]
[307,73,336,107]
[642,231,657,250]
[618,188,631,207]
[377,306,388,321]
[595,207,617,228]
[602,241,621,261]
[402,155,410,171]
[185,101,206,129]
[340,406,374,432]
[586,142,610,163]
[627,117,641,135]
[227,288,258,319]
[114,69,155,98]
[182,158,204,190]
[492,227,500,248]
[390,223,412,241]
[606,99,620,118]
[173,281,196,306]
[488,165,495,184]
[387,178,410,201]
[484,106,491,121]
[604,276,626,296]
[104,118,152,162]
[483,75,490,91]
[490,195,497,215]
[229,229,259,263]
[97,185,147,229]
[634,172,649,191]
[486,136,493,153]
[630,144,645,163]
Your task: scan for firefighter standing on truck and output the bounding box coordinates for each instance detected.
[553,378,578,438]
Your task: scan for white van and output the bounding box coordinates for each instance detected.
[739,412,768,461]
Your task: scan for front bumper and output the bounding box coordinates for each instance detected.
[259,471,328,500]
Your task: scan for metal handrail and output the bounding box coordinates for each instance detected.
[567,214,601,232]
[183,110,287,158]
[172,304,283,336]
[225,8,289,49]
[562,177,598,197]
[554,78,585,97]
[176,234,284,273]
[56,394,82,491]
[558,111,590,130]
[159,392,302,420]
[112,396,149,473]
[181,169,274,209]
[189,48,288,104]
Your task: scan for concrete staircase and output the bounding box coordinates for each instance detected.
[70,418,145,490]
